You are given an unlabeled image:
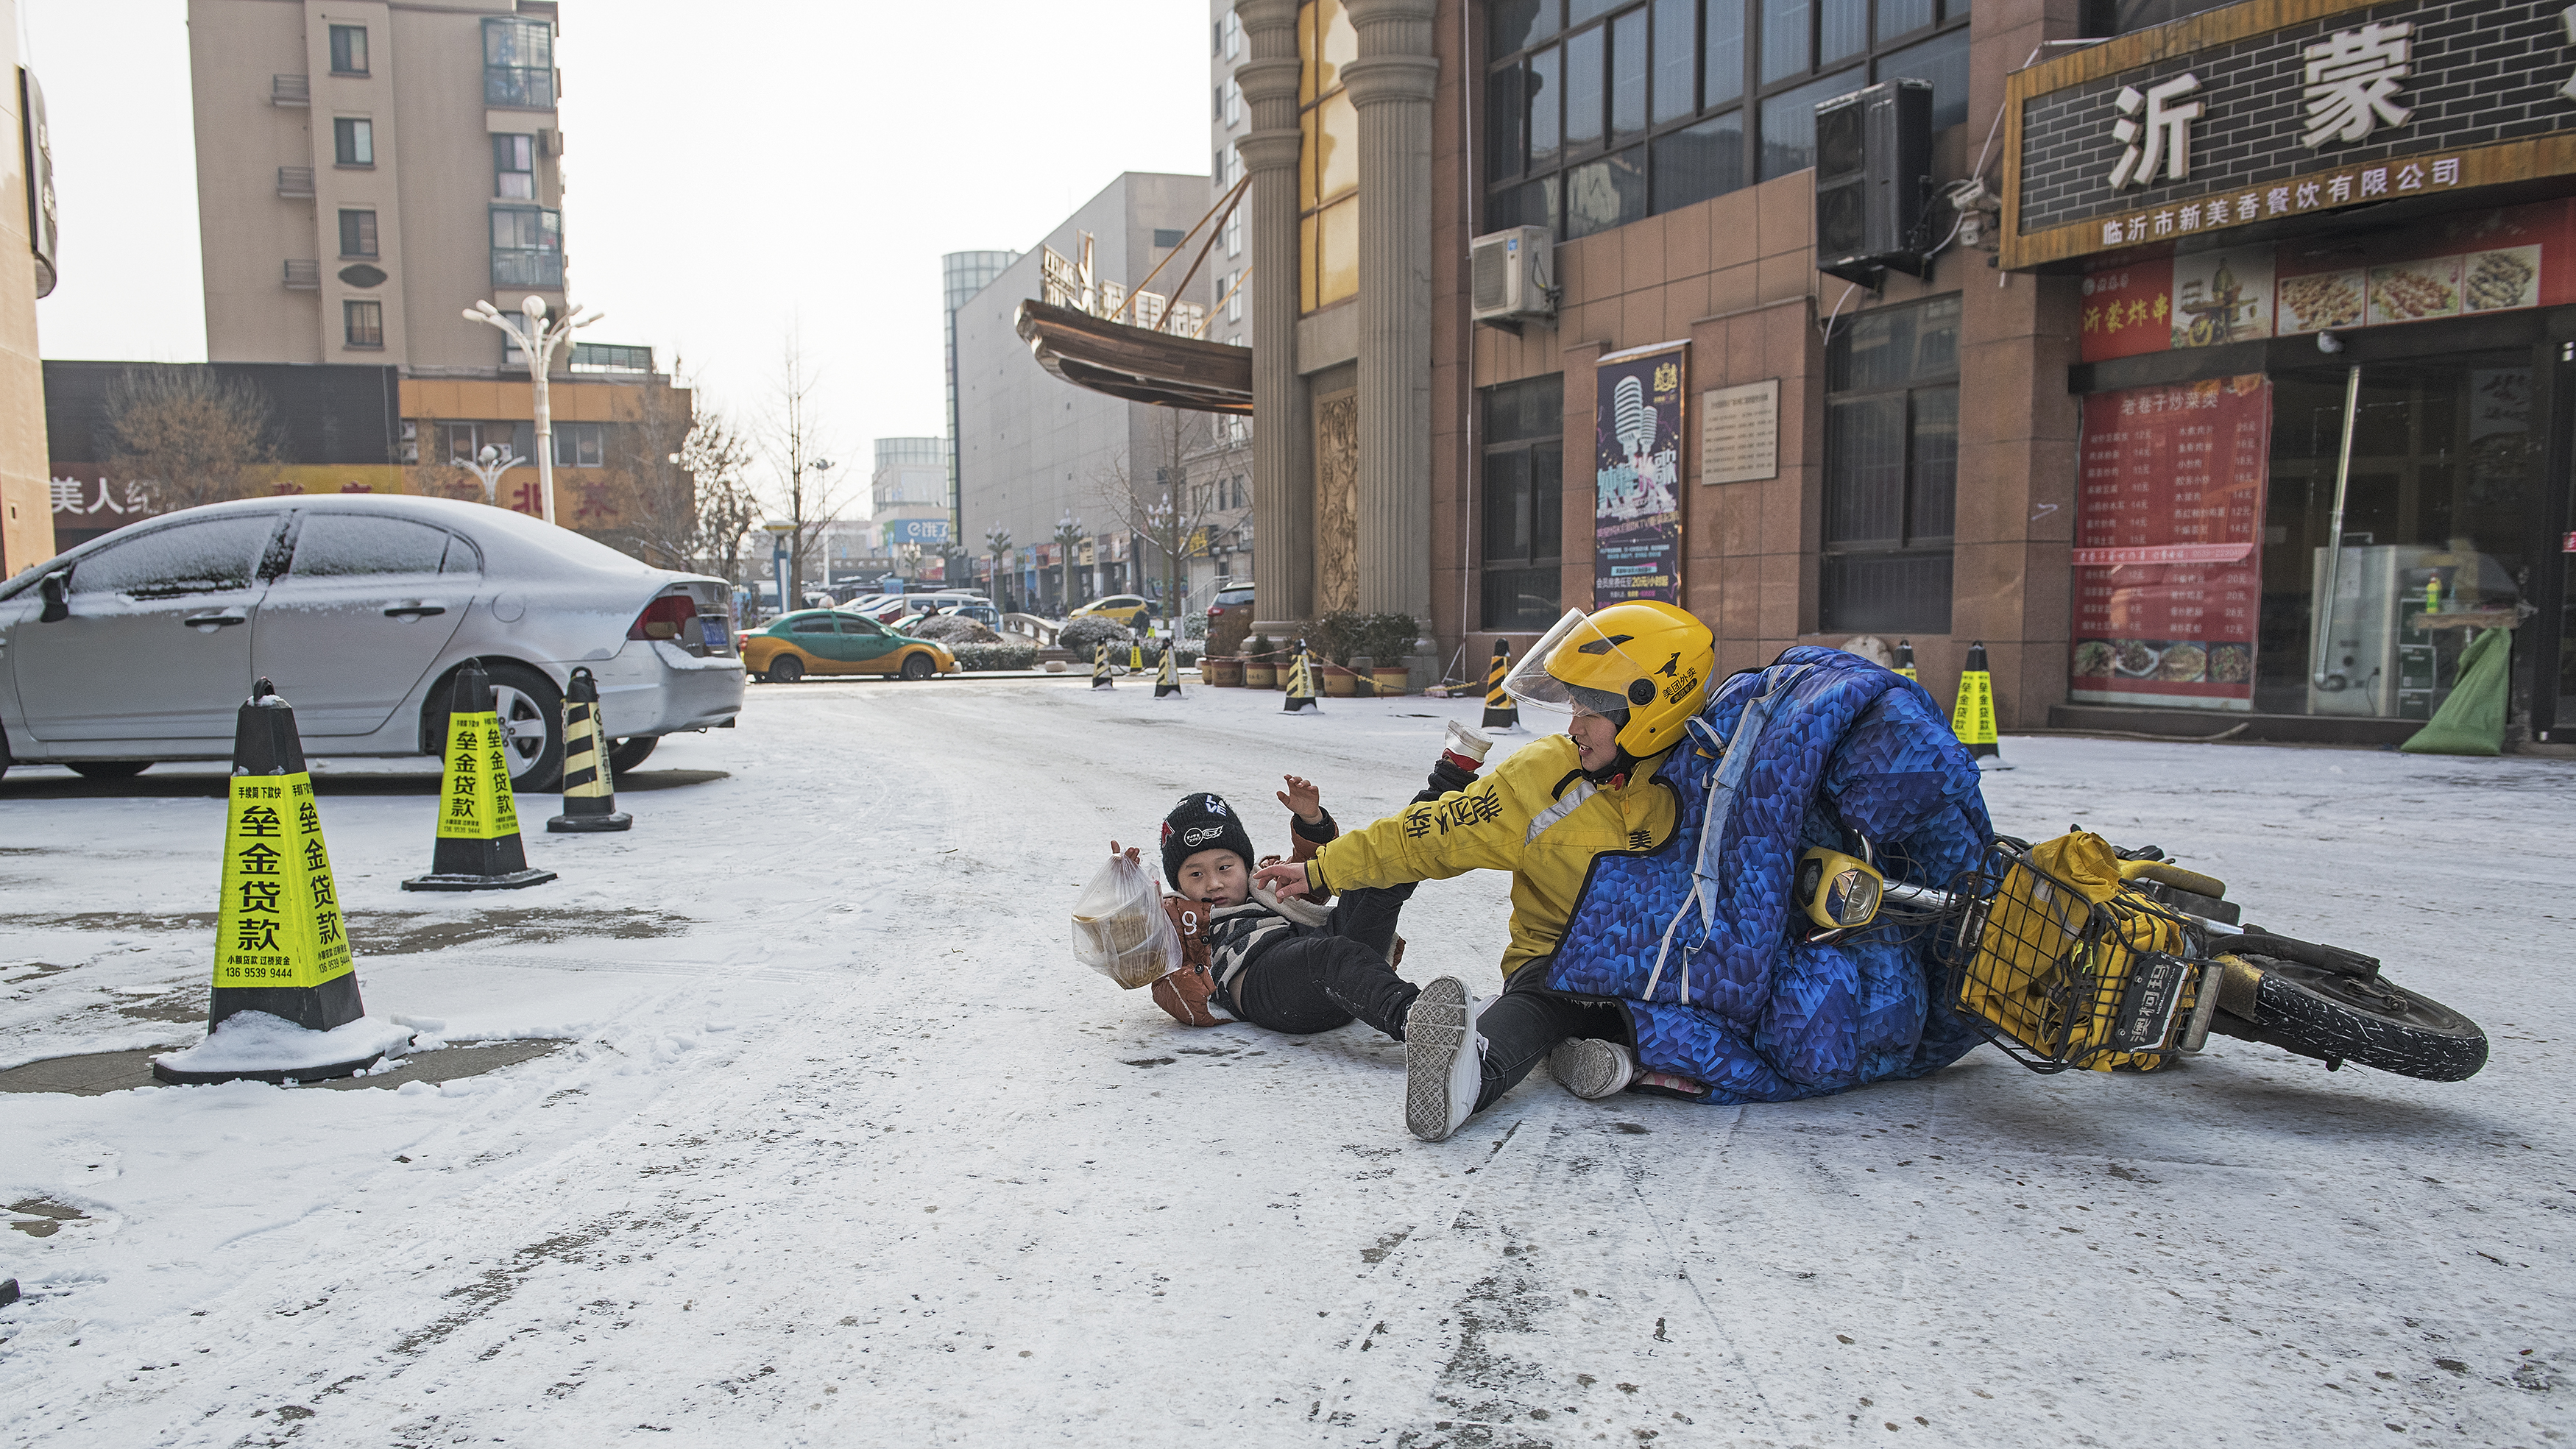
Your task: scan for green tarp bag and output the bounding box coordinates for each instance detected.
[2400,627,2511,757]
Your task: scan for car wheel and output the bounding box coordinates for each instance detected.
[608,735,659,774]
[900,651,933,681]
[427,662,565,796]
[770,654,806,684]
[66,761,153,780]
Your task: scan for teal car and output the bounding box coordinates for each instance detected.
[742,609,957,683]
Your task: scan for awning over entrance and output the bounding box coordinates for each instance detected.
[1013,300,1252,416]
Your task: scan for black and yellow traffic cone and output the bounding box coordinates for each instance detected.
[1092,640,1114,690]
[1481,639,1519,731]
[155,679,378,1084]
[1154,644,1183,699]
[403,662,559,890]
[1950,641,2011,770]
[1282,639,1319,714]
[548,667,631,833]
[1894,638,1919,681]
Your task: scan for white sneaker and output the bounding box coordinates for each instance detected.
[1405,976,1484,1142]
[1443,720,1493,764]
[1548,1038,1638,1100]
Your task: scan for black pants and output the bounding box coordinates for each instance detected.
[1228,885,1420,1038]
[1472,966,1630,1112]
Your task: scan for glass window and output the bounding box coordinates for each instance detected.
[1528,47,1562,169]
[1564,24,1605,151]
[1761,0,1808,82]
[1703,0,1744,105]
[494,134,536,199]
[1610,9,1650,143]
[1877,0,1936,38]
[337,208,376,258]
[328,24,367,75]
[1493,0,1560,53]
[68,517,276,598]
[484,16,555,108]
[1569,0,1622,21]
[1758,68,1860,180]
[343,300,383,349]
[1877,27,1970,130]
[288,514,450,578]
[1650,0,1696,124]
[1566,147,1647,238]
[489,205,562,287]
[1821,0,1866,65]
[552,422,605,469]
[1652,111,1745,213]
[1298,1,1361,313]
[790,616,835,634]
[1821,294,1960,634]
[1482,376,1566,631]
[333,117,372,166]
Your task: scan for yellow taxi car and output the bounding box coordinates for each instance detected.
[1068,594,1156,628]
[742,609,957,683]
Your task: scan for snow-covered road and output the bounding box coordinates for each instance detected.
[2,676,2569,1448]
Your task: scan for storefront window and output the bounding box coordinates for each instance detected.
[1822,295,1958,634]
[2259,358,2536,719]
[1482,375,1566,631]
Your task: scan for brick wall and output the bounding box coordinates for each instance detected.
[2018,0,2571,234]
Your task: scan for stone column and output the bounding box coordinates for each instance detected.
[1342,0,1438,656]
[1234,0,1310,635]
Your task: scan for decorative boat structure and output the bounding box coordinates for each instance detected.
[1014,300,1252,416]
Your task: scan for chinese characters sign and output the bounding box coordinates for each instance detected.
[214,774,354,991]
[2005,0,2576,269]
[2071,376,2271,712]
[436,709,523,843]
[1592,343,1686,609]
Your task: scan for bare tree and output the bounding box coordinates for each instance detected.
[761,336,849,608]
[684,409,762,587]
[1086,406,1220,625]
[102,367,277,513]
[608,365,760,589]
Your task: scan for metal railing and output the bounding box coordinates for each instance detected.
[276,166,314,197]
[272,74,309,105]
[282,259,321,290]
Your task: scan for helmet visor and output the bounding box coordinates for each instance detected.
[1501,607,1657,718]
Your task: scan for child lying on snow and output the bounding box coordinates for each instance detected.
[1105,723,1490,1038]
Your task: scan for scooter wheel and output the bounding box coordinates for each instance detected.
[2223,954,2488,1082]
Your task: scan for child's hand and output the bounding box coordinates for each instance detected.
[1108,840,1144,867]
[1277,775,1323,824]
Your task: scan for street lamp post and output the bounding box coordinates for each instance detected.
[1052,511,1084,614]
[461,293,603,527]
[460,443,528,506]
[761,517,795,619]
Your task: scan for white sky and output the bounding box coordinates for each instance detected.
[22,0,1211,488]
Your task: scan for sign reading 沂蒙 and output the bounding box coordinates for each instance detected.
[2006,0,2576,269]
[436,710,522,842]
[215,774,354,991]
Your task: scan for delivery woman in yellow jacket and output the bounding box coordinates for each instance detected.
[1256,600,1715,1142]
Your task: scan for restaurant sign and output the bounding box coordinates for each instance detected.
[2004,0,2576,270]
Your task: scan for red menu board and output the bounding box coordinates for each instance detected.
[2071,375,2271,711]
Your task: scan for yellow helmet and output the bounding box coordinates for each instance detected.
[1503,602,1714,759]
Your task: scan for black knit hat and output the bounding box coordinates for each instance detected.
[1160,792,1258,889]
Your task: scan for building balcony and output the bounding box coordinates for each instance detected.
[283,259,321,290]
[272,74,310,106]
[277,166,314,198]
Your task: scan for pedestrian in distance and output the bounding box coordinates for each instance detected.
[1103,723,1493,1039]
[1253,601,1717,1143]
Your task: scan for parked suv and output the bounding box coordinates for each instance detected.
[0,495,744,790]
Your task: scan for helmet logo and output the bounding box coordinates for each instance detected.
[1656,652,1681,678]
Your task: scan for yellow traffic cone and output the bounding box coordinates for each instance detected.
[548,667,631,833]
[154,679,377,1084]
[403,662,559,890]
[1950,641,2011,770]
[1283,640,1319,713]
[1481,639,1519,731]
[1092,640,1114,690]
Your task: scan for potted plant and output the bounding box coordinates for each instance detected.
[1242,635,1276,690]
[1357,613,1418,696]
[1203,653,1243,687]
[1320,659,1359,697]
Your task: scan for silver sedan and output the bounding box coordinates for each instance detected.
[0,495,744,791]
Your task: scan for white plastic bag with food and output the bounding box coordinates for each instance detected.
[1071,851,1181,988]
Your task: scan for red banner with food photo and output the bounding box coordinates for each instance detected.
[2077,256,2176,364]
[2071,375,2271,711]
[2274,199,2575,335]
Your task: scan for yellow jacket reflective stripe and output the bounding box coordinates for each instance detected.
[1309,735,1679,976]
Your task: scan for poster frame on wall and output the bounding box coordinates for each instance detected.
[1592,340,1688,610]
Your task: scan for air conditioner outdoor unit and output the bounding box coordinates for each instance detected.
[1471,226,1554,327]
